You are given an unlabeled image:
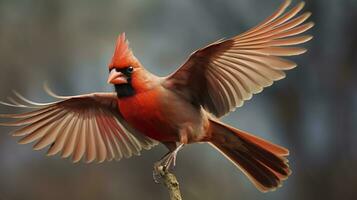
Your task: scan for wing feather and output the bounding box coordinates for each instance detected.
[85,111,97,163]
[61,113,82,158]
[72,110,88,163]
[18,111,67,145]
[0,92,158,163]
[209,65,237,107]
[33,112,74,151]
[47,113,78,156]
[100,114,123,160]
[238,0,292,38]
[164,0,313,117]
[11,109,64,136]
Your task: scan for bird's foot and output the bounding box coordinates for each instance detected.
[153,163,165,184]
[152,153,174,183]
[152,143,184,183]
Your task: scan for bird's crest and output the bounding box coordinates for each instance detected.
[109,33,134,70]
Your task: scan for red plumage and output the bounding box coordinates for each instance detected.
[0,0,313,193]
[108,33,134,70]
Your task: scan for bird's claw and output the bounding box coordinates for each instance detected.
[152,143,184,183]
[152,154,175,183]
[153,163,164,184]
[153,163,173,184]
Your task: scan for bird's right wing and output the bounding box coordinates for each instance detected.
[0,90,158,163]
[163,0,313,118]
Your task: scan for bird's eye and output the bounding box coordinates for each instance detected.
[127,66,134,73]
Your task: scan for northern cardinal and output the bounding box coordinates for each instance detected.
[0,0,313,192]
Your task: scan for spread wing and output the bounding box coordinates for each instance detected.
[163,0,314,117]
[0,89,158,163]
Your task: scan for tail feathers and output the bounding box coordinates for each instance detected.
[231,126,289,156]
[209,120,291,192]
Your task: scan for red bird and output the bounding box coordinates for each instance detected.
[0,0,313,192]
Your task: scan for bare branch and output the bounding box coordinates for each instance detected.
[158,167,183,200]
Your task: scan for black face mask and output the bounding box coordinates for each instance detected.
[113,66,135,98]
[115,83,135,98]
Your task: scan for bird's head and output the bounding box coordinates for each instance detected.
[107,33,142,97]
[107,33,140,86]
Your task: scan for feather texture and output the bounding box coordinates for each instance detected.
[164,0,313,117]
[0,91,158,163]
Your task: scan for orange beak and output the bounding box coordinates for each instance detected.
[107,70,128,84]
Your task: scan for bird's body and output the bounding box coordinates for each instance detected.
[117,69,209,143]
[0,0,313,193]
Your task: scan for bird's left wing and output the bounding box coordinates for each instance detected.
[163,0,313,118]
[0,91,158,163]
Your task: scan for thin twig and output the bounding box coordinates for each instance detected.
[158,167,183,200]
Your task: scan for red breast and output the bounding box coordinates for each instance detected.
[118,89,178,142]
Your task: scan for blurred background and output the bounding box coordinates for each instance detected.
[0,0,356,199]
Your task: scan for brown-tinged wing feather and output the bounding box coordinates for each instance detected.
[0,91,158,163]
[164,0,313,117]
